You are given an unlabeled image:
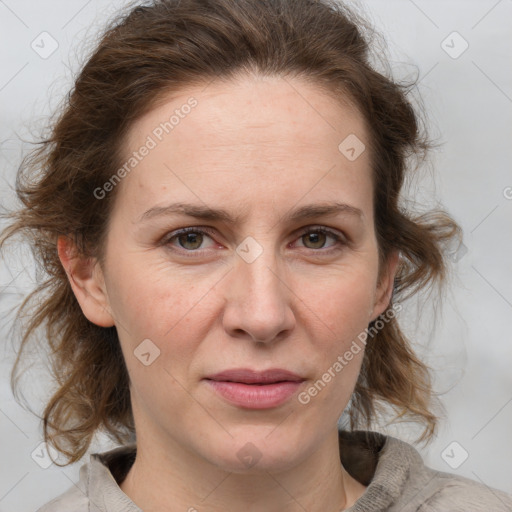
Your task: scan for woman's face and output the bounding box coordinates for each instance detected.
[74,74,397,472]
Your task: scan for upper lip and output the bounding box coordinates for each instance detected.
[205,368,305,384]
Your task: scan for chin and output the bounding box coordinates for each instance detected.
[200,427,305,474]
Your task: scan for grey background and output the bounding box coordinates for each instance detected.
[1,0,511,510]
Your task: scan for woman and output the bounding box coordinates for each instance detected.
[1,0,511,510]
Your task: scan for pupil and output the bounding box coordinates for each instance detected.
[180,232,202,250]
[305,232,325,248]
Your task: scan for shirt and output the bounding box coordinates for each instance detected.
[37,429,512,511]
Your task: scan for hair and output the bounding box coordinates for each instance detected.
[0,0,461,465]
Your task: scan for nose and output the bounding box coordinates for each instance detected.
[221,247,295,344]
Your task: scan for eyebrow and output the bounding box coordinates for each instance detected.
[137,201,364,225]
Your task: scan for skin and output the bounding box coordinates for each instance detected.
[58,73,398,512]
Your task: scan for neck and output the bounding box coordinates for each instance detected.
[119,426,366,512]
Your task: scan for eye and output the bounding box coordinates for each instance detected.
[164,227,217,251]
[162,225,347,256]
[294,227,346,251]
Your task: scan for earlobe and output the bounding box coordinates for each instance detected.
[370,250,400,322]
[57,235,115,327]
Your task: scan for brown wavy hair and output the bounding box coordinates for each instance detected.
[0,0,461,465]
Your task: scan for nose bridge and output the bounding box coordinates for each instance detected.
[222,235,294,342]
[236,236,285,306]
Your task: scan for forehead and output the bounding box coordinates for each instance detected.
[125,73,366,154]
[115,74,372,219]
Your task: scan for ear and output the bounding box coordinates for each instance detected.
[57,235,115,327]
[370,250,400,322]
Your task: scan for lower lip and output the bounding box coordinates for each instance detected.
[204,380,303,409]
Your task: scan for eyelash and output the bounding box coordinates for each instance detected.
[162,226,347,257]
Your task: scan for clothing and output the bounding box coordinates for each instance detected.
[37,429,512,511]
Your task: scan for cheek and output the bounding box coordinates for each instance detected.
[301,264,378,343]
[305,273,374,390]
[106,253,206,336]
[105,257,223,390]
[108,264,212,406]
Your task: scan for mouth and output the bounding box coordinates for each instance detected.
[204,368,305,385]
[213,381,292,385]
[203,368,305,409]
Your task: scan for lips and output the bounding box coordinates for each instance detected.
[204,368,305,384]
[204,369,305,409]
